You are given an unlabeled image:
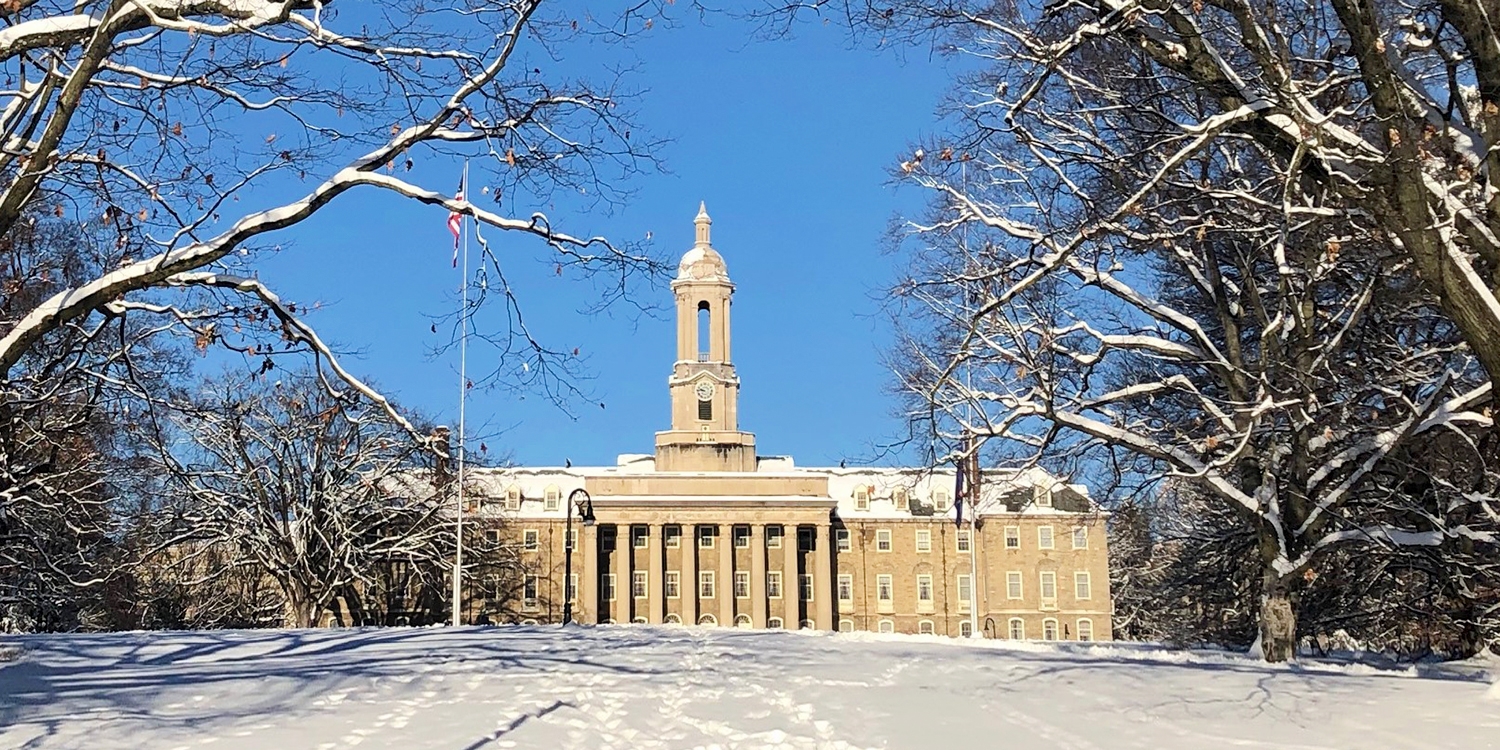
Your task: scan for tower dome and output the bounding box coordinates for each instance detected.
[677,202,729,282]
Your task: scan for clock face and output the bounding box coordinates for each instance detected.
[695,380,716,400]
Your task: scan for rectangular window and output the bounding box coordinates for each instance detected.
[766,526,784,549]
[698,398,713,420]
[956,574,972,604]
[875,529,892,552]
[664,525,681,549]
[767,571,783,598]
[633,526,648,549]
[734,526,750,548]
[734,571,750,598]
[1007,571,1023,599]
[665,571,680,599]
[505,489,520,511]
[1036,485,1053,508]
[915,529,932,553]
[699,525,717,549]
[523,575,538,608]
[1075,572,1091,600]
[835,529,851,552]
[523,529,539,551]
[1040,571,1057,600]
[1038,526,1055,550]
[877,574,894,603]
[544,490,560,512]
[603,573,617,602]
[566,529,578,549]
[1005,526,1020,549]
[837,574,854,602]
[486,528,501,544]
[632,570,648,599]
[916,574,933,603]
[699,571,715,599]
[932,489,951,512]
[568,573,577,602]
[799,574,814,601]
[854,486,869,511]
[956,529,971,553]
[798,526,814,550]
[1072,527,1088,550]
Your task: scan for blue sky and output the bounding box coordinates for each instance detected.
[252,12,957,468]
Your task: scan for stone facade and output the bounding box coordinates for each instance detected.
[460,206,1112,641]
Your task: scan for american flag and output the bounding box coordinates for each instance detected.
[954,457,966,527]
[447,175,465,267]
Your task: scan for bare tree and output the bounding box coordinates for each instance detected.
[148,372,481,629]
[765,0,1500,661]
[0,0,670,628]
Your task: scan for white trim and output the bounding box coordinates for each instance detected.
[1042,617,1059,641]
[1038,525,1055,550]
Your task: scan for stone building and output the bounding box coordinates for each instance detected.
[463,205,1112,640]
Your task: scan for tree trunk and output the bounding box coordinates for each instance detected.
[1258,578,1297,663]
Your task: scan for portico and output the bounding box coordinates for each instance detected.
[578,497,836,629]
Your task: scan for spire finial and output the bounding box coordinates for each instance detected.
[694,201,712,246]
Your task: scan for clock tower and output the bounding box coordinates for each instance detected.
[653,203,758,472]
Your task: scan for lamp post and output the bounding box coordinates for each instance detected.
[562,488,595,626]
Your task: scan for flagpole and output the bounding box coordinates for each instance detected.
[451,160,470,628]
[968,446,981,639]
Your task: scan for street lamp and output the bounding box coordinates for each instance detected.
[562,488,595,626]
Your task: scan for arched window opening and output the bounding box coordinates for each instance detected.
[1077,618,1094,642]
[767,617,784,629]
[698,398,712,421]
[697,614,718,626]
[838,619,854,633]
[734,614,752,628]
[1008,618,1026,640]
[697,300,711,361]
[877,619,895,634]
[664,613,682,625]
[1043,618,1059,641]
[959,621,973,637]
[918,620,935,635]
[800,619,815,630]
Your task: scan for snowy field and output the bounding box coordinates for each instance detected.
[2,626,1497,750]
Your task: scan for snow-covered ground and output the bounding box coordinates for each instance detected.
[1,626,1496,750]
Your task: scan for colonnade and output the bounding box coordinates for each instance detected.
[576,521,833,629]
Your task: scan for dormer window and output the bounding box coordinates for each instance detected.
[544,485,561,512]
[1035,484,1053,508]
[505,485,521,511]
[932,488,951,512]
[853,485,870,511]
[893,487,908,507]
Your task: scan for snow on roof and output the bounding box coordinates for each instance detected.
[446,463,1099,520]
